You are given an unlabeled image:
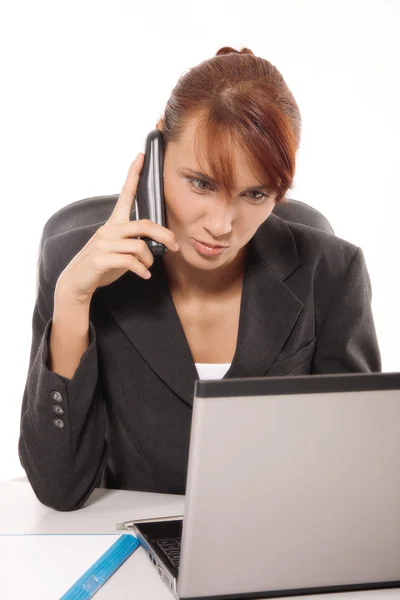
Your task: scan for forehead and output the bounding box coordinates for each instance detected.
[167,112,264,187]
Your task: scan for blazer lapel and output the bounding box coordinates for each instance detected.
[225,215,304,379]
[102,256,199,405]
[102,214,303,406]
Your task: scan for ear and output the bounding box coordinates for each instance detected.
[155,118,164,132]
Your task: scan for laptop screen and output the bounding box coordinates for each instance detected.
[176,371,400,598]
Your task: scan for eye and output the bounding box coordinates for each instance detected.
[186,176,269,204]
[186,177,213,192]
[243,191,269,204]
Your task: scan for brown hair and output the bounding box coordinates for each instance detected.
[158,46,301,204]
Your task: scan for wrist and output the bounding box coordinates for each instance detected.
[54,288,92,313]
[52,292,91,337]
[55,281,93,310]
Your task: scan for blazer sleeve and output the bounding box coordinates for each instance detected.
[18,243,108,511]
[311,246,382,374]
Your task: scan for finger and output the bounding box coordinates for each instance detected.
[96,238,155,269]
[109,220,179,252]
[109,153,145,223]
[123,254,153,280]
[98,252,152,280]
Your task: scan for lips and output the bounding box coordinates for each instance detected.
[191,238,228,257]
[194,239,228,249]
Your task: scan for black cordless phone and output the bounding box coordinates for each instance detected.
[132,129,167,256]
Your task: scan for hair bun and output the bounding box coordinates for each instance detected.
[216,46,255,56]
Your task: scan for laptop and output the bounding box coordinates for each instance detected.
[133,372,400,599]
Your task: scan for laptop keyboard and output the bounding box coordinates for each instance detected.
[154,537,182,569]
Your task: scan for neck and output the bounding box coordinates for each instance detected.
[162,245,247,300]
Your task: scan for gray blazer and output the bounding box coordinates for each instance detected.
[18,213,381,511]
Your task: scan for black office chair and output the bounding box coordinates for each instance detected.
[39,194,334,254]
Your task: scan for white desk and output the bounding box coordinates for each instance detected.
[0,482,398,600]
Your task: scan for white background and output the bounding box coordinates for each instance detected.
[0,0,399,482]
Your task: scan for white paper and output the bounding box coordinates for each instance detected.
[0,534,132,600]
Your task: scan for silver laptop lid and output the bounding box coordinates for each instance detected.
[177,372,400,599]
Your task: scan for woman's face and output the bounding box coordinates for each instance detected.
[161,115,277,271]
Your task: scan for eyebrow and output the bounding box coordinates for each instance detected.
[179,168,274,193]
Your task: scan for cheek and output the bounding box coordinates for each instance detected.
[163,176,182,220]
[164,179,200,225]
[259,202,275,225]
[236,202,275,236]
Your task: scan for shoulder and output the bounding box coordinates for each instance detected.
[254,214,361,281]
[286,219,359,271]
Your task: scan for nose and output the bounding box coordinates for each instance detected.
[202,195,234,239]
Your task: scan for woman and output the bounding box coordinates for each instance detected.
[19,47,381,511]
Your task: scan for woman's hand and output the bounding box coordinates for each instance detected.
[55,153,179,306]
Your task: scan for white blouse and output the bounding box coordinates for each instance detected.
[195,363,231,380]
